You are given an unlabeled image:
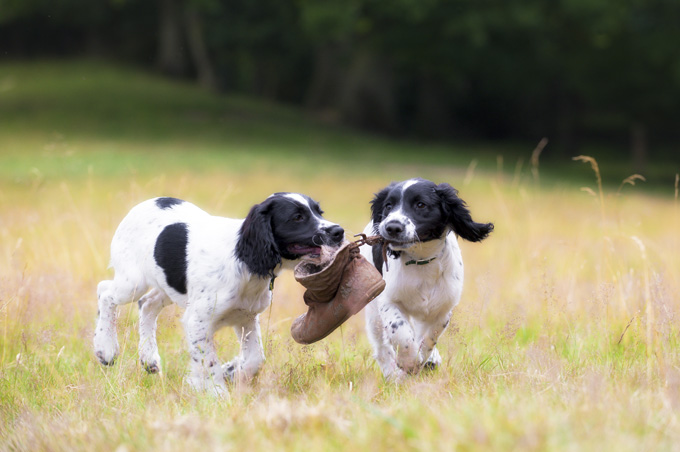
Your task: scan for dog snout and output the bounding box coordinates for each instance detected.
[383,221,404,238]
[323,224,345,244]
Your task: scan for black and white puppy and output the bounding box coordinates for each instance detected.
[360,178,493,380]
[94,194,344,395]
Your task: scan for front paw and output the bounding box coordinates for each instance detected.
[94,331,119,366]
[396,348,419,375]
[185,375,230,398]
[140,357,161,374]
[423,347,442,371]
[422,360,438,371]
[384,366,408,383]
[139,347,162,374]
[222,358,243,382]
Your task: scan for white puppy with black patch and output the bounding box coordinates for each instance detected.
[94,194,344,395]
[360,178,493,380]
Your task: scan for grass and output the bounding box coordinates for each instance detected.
[1,59,680,451]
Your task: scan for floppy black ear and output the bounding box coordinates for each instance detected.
[370,185,393,231]
[435,183,494,242]
[236,201,281,278]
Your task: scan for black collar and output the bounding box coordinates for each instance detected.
[404,256,437,266]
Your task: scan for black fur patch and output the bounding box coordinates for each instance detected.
[155,197,184,209]
[236,193,341,278]
[154,222,188,294]
[370,179,493,245]
[236,202,280,278]
[434,183,494,242]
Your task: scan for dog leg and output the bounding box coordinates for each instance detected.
[137,288,170,374]
[94,277,146,366]
[224,315,264,384]
[415,313,451,372]
[365,301,403,380]
[381,303,418,374]
[183,306,228,397]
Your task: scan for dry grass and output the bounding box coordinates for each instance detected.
[1,152,679,451]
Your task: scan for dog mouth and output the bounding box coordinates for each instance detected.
[378,234,416,247]
[288,244,323,257]
[384,240,415,250]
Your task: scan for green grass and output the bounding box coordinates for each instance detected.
[1,60,680,451]
[3,59,676,191]
[0,60,490,181]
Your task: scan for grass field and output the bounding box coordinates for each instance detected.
[1,60,680,451]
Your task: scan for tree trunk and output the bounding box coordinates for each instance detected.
[184,4,218,91]
[156,0,186,77]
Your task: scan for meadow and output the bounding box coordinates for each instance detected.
[1,61,679,451]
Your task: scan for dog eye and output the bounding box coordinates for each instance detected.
[292,214,304,222]
[416,202,426,209]
[384,204,392,213]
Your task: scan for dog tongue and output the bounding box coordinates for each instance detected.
[289,244,322,255]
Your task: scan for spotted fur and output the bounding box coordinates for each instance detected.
[94,193,344,396]
[360,178,493,380]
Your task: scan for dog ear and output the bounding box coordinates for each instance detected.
[370,185,393,231]
[435,183,494,242]
[236,201,281,278]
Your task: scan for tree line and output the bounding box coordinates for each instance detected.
[2,0,679,162]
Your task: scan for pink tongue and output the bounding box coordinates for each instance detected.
[289,245,321,255]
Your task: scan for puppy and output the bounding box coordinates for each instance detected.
[94,194,344,395]
[360,178,493,380]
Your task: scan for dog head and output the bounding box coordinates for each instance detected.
[236,192,345,278]
[371,178,493,248]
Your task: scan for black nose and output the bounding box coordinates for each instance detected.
[325,225,345,244]
[384,221,404,238]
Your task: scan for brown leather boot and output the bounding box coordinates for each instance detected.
[291,238,386,345]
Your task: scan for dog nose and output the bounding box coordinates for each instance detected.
[325,225,345,244]
[384,221,404,237]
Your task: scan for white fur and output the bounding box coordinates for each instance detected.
[93,196,334,396]
[361,221,463,380]
[378,208,417,244]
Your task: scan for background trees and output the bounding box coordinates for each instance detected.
[1,0,678,163]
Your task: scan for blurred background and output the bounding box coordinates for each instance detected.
[1,0,679,182]
[2,3,680,449]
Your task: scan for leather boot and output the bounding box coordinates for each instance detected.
[294,241,352,304]
[291,241,385,345]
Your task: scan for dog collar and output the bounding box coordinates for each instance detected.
[404,257,437,266]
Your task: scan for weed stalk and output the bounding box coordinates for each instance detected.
[530,137,548,185]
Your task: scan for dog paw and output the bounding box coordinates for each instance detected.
[141,359,161,374]
[422,360,438,372]
[384,367,408,383]
[94,340,119,366]
[222,358,243,382]
[94,330,119,366]
[95,350,116,366]
[423,347,441,371]
[222,363,236,380]
[396,355,419,375]
[185,375,229,398]
[140,349,162,374]
[222,358,251,384]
